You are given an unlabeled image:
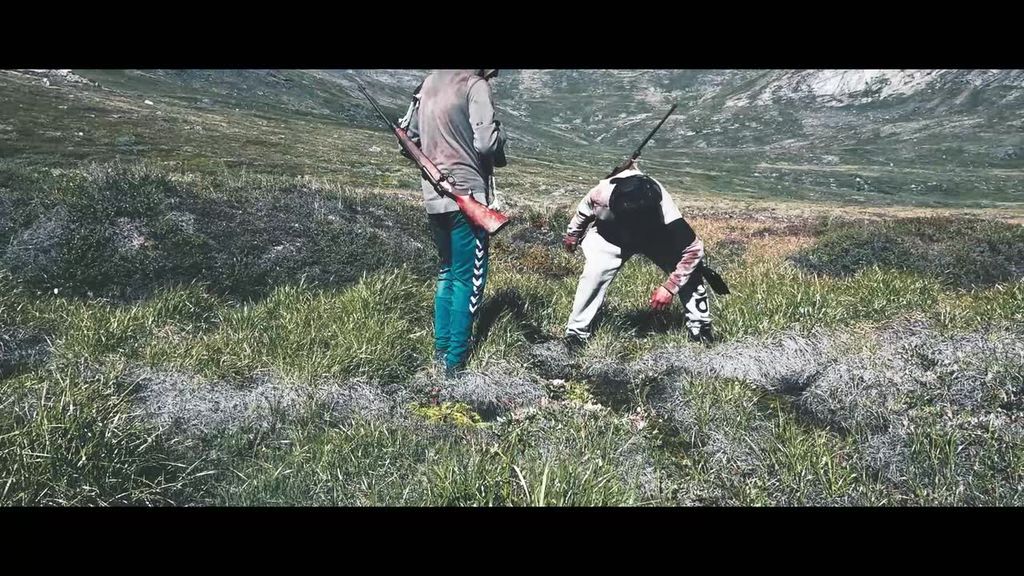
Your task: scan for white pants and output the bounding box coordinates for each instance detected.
[565,229,710,339]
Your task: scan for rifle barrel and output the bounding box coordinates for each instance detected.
[632,103,677,159]
[357,83,396,129]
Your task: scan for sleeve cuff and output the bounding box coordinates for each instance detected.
[662,279,680,295]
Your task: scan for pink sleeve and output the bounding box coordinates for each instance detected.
[662,237,704,294]
[565,183,602,237]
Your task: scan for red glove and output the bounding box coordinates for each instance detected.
[563,233,580,253]
[650,286,674,310]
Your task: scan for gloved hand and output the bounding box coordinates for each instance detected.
[650,285,674,310]
[563,233,580,253]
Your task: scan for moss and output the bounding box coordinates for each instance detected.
[410,402,484,427]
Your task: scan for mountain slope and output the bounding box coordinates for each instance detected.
[3,68,1022,206]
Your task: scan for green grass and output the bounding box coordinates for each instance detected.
[2,68,1023,505]
[0,359,214,505]
[659,377,872,506]
[145,273,434,381]
[792,216,1024,289]
[210,405,663,506]
[0,162,438,300]
[4,169,1021,365]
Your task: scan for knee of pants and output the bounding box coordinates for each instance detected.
[578,270,600,288]
[449,273,471,287]
[580,265,617,287]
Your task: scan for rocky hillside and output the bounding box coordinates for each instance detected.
[5,68,1022,206]
[323,69,1024,168]
[50,69,1023,166]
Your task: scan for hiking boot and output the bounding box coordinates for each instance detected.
[688,325,715,346]
[444,363,466,381]
[563,334,588,354]
[433,350,447,371]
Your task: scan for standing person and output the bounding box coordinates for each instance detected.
[401,70,507,378]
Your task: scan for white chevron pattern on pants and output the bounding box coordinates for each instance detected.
[469,238,485,313]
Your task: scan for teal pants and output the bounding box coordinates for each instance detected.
[429,211,489,370]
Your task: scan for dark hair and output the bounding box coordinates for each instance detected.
[609,174,663,226]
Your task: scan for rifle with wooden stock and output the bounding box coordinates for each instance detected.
[357,83,510,236]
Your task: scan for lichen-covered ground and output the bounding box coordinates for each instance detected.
[2,163,1021,505]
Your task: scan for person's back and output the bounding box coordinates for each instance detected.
[416,70,504,214]
[562,167,714,344]
[405,69,506,380]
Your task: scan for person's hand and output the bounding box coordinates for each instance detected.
[563,233,580,253]
[650,286,673,310]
